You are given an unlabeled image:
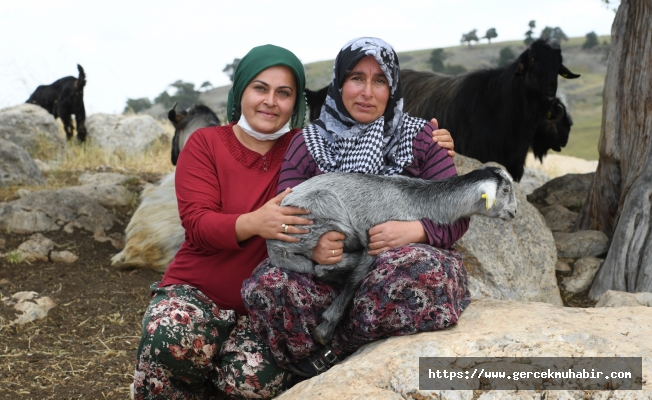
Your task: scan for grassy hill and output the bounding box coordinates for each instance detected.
[148,36,610,161]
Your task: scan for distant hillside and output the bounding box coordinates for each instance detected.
[144,36,609,160]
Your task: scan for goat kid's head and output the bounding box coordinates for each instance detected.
[477,167,517,221]
[515,40,580,104]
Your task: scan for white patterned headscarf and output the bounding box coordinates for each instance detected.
[302,37,427,175]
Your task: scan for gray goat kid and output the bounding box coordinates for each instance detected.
[266,166,517,344]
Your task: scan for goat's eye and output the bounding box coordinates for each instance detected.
[503,188,510,193]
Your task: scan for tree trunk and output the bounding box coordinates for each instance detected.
[575,0,652,300]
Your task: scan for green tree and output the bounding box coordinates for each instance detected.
[223,58,241,82]
[123,97,153,114]
[540,26,569,42]
[154,80,202,110]
[483,28,498,44]
[200,81,213,91]
[460,29,480,47]
[582,31,600,49]
[525,20,536,45]
[497,47,516,67]
[428,48,449,72]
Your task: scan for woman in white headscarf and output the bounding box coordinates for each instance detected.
[243,38,470,378]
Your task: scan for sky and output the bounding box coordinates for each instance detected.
[0,0,618,115]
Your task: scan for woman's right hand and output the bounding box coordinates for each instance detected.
[236,188,312,242]
[311,231,345,265]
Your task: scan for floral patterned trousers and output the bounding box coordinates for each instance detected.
[133,283,293,399]
[242,244,471,366]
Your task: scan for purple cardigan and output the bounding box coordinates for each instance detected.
[278,122,470,249]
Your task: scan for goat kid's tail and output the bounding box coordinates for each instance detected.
[77,64,87,88]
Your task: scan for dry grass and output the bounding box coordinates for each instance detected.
[1,119,174,203]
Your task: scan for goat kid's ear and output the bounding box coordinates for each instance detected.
[559,64,580,79]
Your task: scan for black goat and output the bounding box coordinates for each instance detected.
[168,103,220,165]
[532,98,572,162]
[305,86,328,122]
[400,39,580,181]
[26,64,88,142]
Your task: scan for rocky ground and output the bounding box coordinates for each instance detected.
[0,190,596,400]
[0,180,164,399]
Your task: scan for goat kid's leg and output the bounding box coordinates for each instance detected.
[314,252,361,280]
[266,241,315,275]
[314,254,375,345]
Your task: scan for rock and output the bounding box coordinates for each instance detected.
[0,189,113,234]
[86,113,170,155]
[0,278,10,285]
[595,290,652,307]
[0,103,65,155]
[555,258,572,272]
[61,184,133,207]
[17,188,32,198]
[527,172,595,212]
[1,291,56,326]
[94,231,125,250]
[17,233,56,262]
[78,172,131,186]
[454,155,562,305]
[525,153,598,178]
[518,166,551,195]
[33,159,53,174]
[539,204,578,233]
[279,299,652,399]
[560,256,603,293]
[553,230,609,259]
[0,139,46,187]
[50,250,78,263]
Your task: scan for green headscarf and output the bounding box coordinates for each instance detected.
[227,44,306,129]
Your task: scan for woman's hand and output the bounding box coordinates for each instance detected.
[430,118,456,157]
[311,231,345,265]
[367,221,427,256]
[236,188,312,242]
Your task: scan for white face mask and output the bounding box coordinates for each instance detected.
[237,114,291,141]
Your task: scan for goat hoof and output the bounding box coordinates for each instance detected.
[314,322,334,345]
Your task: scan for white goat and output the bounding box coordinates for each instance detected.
[266,166,517,344]
[111,172,183,273]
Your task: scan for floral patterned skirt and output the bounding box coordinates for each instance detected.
[242,244,471,366]
[133,283,293,399]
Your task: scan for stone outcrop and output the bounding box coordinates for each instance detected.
[454,156,562,305]
[0,139,46,187]
[0,189,113,234]
[527,172,595,212]
[279,299,651,399]
[553,230,610,259]
[0,103,65,155]
[596,290,652,307]
[86,113,170,155]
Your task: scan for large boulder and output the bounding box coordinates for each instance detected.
[279,299,652,399]
[527,172,595,212]
[0,139,45,187]
[86,113,170,155]
[0,189,113,234]
[453,155,562,305]
[0,103,64,155]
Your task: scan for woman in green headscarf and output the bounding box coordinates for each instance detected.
[132,44,311,399]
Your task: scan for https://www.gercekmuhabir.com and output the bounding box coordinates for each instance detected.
[419,357,642,390]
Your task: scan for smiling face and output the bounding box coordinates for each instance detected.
[240,66,297,134]
[341,56,390,124]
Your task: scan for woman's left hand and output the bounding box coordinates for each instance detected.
[430,118,455,157]
[367,221,428,256]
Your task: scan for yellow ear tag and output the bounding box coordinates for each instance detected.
[547,111,552,119]
[481,193,497,210]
